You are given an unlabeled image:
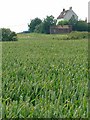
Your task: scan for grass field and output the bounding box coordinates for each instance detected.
[2,33,88,118]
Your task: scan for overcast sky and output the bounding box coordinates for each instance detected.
[0,0,89,33]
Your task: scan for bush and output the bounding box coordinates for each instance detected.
[1,28,17,41]
[58,20,69,25]
[65,31,88,40]
[88,23,90,32]
[52,31,88,40]
[74,21,88,31]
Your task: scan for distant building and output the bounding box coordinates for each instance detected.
[57,7,78,25]
[50,25,72,34]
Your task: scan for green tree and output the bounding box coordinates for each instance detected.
[42,15,56,34]
[34,23,43,33]
[69,15,78,30]
[1,28,17,41]
[28,18,42,32]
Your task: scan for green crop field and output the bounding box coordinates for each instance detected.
[1,33,88,118]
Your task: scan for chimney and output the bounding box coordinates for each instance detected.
[63,8,65,11]
[69,7,72,10]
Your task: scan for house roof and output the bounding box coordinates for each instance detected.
[57,9,69,19]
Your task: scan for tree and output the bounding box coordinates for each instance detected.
[28,18,42,32]
[1,28,17,41]
[28,15,56,34]
[34,23,43,33]
[69,15,78,30]
[42,15,56,34]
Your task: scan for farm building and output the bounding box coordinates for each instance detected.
[56,7,78,25]
[50,25,72,34]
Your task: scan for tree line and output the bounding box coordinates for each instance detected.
[0,15,90,41]
[28,15,90,33]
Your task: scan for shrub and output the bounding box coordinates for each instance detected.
[52,31,88,40]
[69,31,88,39]
[63,31,88,40]
[74,21,88,31]
[58,20,69,25]
[1,28,17,41]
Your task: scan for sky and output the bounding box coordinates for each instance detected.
[0,0,89,33]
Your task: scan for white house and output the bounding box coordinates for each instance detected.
[56,7,78,25]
